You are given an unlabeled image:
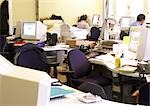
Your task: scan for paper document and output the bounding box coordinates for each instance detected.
[50,86,74,99]
[96,54,115,63]
[70,27,89,39]
[121,59,138,67]
[118,66,137,73]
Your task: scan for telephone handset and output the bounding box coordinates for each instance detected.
[137,63,150,74]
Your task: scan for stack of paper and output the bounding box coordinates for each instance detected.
[118,66,137,73]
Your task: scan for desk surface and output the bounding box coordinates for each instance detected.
[76,40,95,47]
[89,54,140,78]
[43,43,69,51]
[49,85,134,106]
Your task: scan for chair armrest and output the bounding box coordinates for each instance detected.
[58,70,74,86]
[0,51,9,55]
[49,62,59,66]
[58,70,74,75]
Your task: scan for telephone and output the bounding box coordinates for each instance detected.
[137,63,150,74]
[79,45,90,53]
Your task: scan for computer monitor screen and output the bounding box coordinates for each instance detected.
[128,26,141,53]
[120,17,134,30]
[92,15,103,27]
[23,22,36,36]
[21,21,47,41]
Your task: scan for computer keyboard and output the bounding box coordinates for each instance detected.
[95,49,112,54]
[6,36,16,40]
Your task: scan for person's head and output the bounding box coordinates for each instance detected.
[78,14,88,22]
[137,14,145,25]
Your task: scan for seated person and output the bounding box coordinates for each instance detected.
[108,19,120,40]
[77,14,90,29]
[131,14,145,26]
[105,18,120,40]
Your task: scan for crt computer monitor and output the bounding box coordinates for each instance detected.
[43,20,63,38]
[128,26,141,53]
[128,25,150,61]
[21,21,47,41]
[120,16,135,30]
[136,25,150,61]
[92,15,103,27]
[14,21,23,38]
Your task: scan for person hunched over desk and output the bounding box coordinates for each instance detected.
[77,14,90,29]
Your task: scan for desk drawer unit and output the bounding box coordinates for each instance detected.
[45,50,65,65]
[45,51,57,63]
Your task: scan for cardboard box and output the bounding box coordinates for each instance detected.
[66,39,76,48]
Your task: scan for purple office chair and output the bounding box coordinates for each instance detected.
[62,49,112,87]
[15,43,50,74]
[0,35,7,53]
[0,35,15,62]
[89,27,101,41]
[139,82,150,105]
[78,82,107,99]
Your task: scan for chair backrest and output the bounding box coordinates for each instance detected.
[68,49,91,78]
[90,27,101,41]
[15,43,50,73]
[0,35,7,52]
[78,82,107,99]
[139,82,150,105]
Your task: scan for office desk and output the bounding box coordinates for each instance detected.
[42,44,70,78]
[88,53,147,103]
[43,43,69,51]
[49,85,134,106]
[89,57,139,78]
[66,39,96,48]
[0,54,133,106]
[42,44,69,64]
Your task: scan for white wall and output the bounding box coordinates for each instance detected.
[108,0,149,22]
[39,0,103,25]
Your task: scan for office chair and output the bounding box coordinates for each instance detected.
[78,82,107,99]
[0,35,15,63]
[139,82,150,105]
[59,49,112,88]
[0,35,8,54]
[89,27,101,41]
[15,43,50,74]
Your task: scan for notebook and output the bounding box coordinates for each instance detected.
[50,86,74,99]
